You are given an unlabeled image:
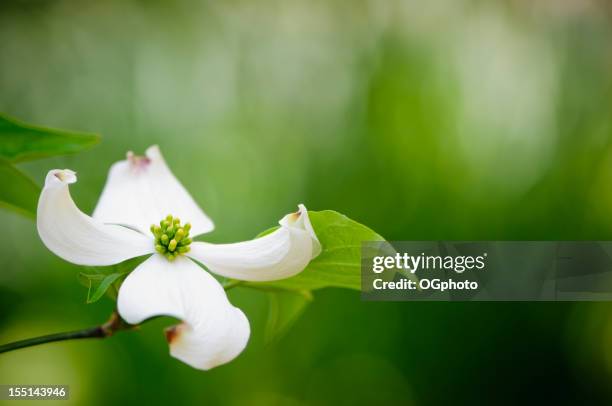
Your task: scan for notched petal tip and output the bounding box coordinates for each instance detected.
[169,308,250,370]
[46,169,77,187]
[126,150,151,170]
[280,204,309,226]
[145,144,161,159]
[186,203,321,282]
[165,323,185,344]
[288,211,301,222]
[280,204,321,258]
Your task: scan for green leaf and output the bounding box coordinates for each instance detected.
[78,255,148,303]
[265,290,312,344]
[0,113,99,163]
[248,210,386,291]
[78,272,106,287]
[85,273,124,304]
[0,159,40,218]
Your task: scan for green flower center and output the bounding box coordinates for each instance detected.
[150,215,192,261]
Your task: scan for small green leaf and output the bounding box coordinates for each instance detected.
[78,272,106,287]
[0,113,99,163]
[85,273,124,304]
[0,159,40,218]
[265,289,312,344]
[248,210,386,291]
[78,255,148,303]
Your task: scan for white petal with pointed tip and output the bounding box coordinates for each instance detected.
[37,170,154,266]
[117,254,250,370]
[187,205,321,281]
[93,145,214,236]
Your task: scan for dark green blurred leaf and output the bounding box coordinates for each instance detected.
[248,210,386,291]
[0,113,99,163]
[265,289,312,344]
[0,159,40,218]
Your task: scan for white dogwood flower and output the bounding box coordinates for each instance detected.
[36,145,320,370]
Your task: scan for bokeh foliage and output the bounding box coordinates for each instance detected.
[1,0,612,405]
[0,114,97,217]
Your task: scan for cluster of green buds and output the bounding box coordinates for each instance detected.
[151,215,192,261]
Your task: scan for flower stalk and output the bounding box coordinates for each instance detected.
[0,311,134,354]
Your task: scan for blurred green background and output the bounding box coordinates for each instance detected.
[1,0,612,404]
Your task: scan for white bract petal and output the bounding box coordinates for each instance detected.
[187,204,321,281]
[37,170,154,266]
[93,145,214,236]
[117,254,250,370]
